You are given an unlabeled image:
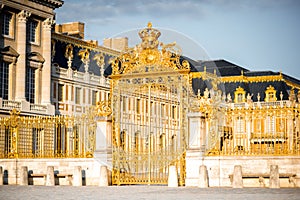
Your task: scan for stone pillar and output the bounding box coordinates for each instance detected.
[20,166,28,186]
[232,165,243,188]
[73,166,82,186]
[15,10,31,101]
[269,165,280,188]
[8,61,17,100]
[46,166,54,186]
[94,118,112,167]
[0,166,3,185]
[41,17,54,105]
[187,113,202,149]
[198,165,208,188]
[168,165,178,187]
[99,165,108,186]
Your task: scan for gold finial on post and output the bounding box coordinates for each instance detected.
[147,22,152,28]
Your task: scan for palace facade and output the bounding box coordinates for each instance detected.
[0,0,299,187]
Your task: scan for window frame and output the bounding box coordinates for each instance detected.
[58,83,64,102]
[234,86,246,103]
[2,11,15,39]
[0,61,9,100]
[26,18,40,45]
[25,66,36,103]
[75,87,81,104]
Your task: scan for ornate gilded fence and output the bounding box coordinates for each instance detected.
[203,100,300,156]
[0,109,96,158]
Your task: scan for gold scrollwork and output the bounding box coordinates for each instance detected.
[111,22,190,76]
[96,101,112,117]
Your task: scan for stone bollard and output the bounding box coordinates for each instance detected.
[20,166,28,186]
[46,166,55,186]
[269,165,280,188]
[232,165,243,188]
[0,166,3,185]
[73,166,82,186]
[198,165,208,188]
[168,165,178,187]
[99,165,108,186]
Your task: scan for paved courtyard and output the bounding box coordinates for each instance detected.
[0,186,299,200]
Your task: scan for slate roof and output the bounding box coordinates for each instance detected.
[52,40,115,76]
[193,59,249,76]
[51,33,300,103]
[191,58,299,102]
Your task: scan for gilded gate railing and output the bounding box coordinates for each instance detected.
[195,90,300,156]
[108,23,190,185]
[0,108,96,158]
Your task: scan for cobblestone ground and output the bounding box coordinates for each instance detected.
[0,186,299,200]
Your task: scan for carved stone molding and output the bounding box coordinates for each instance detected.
[43,17,55,29]
[17,10,31,23]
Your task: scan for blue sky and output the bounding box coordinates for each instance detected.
[55,0,300,79]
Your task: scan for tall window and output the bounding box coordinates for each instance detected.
[136,99,141,114]
[171,105,176,119]
[266,116,275,134]
[236,116,244,134]
[27,19,38,43]
[4,128,11,157]
[92,90,97,105]
[58,84,64,102]
[2,12,13,36]
[0,62,9,100]
[25,67,35,103]
[32,128,43,156]
[75,87,81,104]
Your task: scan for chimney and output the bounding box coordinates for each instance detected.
[55,22,85,39]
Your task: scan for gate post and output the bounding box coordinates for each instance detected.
[232,165,243,188]
[269,165,280,188]
[0,166,3,185]
[99,165,108,186]
[185,112,205,186]
[94,117,112,168]
[20,166,28,185]
[198,165,208,188]
[73,166,82,186]
[46,166,54,186]
[168,165,178,187]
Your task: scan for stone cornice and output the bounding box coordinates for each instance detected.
[3,0,58,18]
[29,0,63,9]
[52,32,121,57]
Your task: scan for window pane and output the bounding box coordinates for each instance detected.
[27,19,37,43]
[0,62,9,100]
[92,91,97,105]
[2,12,12,36]
[25,67,35,103]
[75,88,81,104]
[58,84,64,101]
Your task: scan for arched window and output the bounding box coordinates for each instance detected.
[234,86,246,103]
[264,85,277,102]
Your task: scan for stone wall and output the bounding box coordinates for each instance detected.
[0,158,106,186]
[186,152,300,187]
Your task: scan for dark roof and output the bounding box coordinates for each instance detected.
[245,71,280,76]
[193,59,249,76]
[52,40,114,76]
